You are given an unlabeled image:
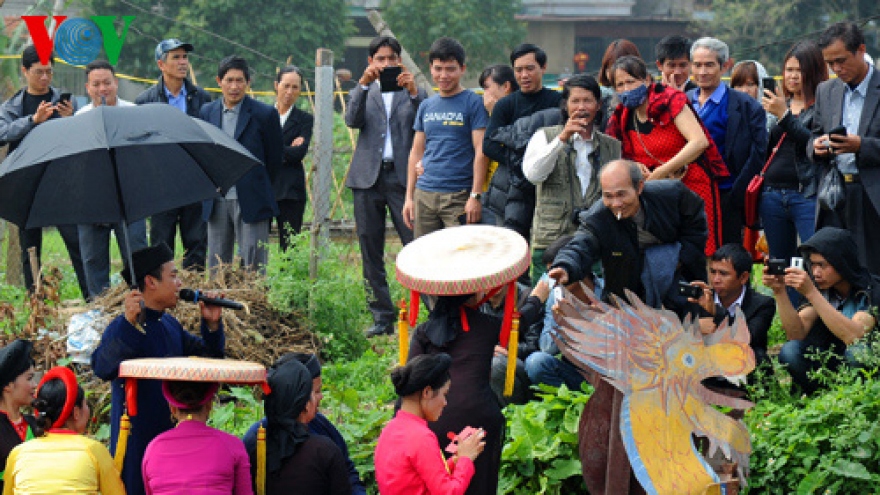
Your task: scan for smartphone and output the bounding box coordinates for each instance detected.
[678,281,703,299]
[761,77,776,94]
[828,125,847,137]
[767,258,788,276]
[379,66,403,92]
[58,92,72,104]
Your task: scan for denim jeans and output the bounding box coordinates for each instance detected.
[79,220,148,299]
[490,355,531,407]
[760,187,816,305]
[524,351,586,390]
[777,339,865,395]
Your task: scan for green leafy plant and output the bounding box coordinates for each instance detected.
[0,284,29,335]
[209,386,265,438]
[265,232,370,362]
[499,383,591,494]
[321,345,397,493]
[744,351,880,494]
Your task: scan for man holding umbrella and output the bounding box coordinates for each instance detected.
[0,45,87,298]
[76,60,149,300]
[91,243,225,495]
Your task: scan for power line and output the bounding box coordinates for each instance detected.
[116,0,287,68]
[114,0,318,79]
[729,14,880,58]
[125,24,281,82]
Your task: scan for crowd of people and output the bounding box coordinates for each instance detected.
[0,38,312,301]
[355,21,880,494]
[0,17,879,495]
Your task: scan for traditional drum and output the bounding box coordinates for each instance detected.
[395,225,529,395]
[118,357,268,417]
[116,357,270,494]
[395,224,530,296]
[119,357,267,385]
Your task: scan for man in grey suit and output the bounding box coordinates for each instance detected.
[810,22,880,275]
[345,36,427,337]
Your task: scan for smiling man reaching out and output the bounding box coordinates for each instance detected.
[549,160,708,314]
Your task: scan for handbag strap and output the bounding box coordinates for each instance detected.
[759,132,787,177]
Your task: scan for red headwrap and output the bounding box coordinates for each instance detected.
[36,366,79,429]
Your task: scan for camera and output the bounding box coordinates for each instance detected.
[767,258,788,275]
[768,257,804,275]
[678,281,703,299]
[379,66,403,92]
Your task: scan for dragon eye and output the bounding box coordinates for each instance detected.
[681,353,695,367]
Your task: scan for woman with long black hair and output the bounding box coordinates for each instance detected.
[375,353,485,494]
[759,41,829,303]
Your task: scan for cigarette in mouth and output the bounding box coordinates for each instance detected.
[616,211,622,221]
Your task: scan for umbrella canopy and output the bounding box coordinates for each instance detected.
[0,103,260,229]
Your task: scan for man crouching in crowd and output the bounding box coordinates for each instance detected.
[763,227,878,395]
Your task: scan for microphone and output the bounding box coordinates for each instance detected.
[179,289,246,311]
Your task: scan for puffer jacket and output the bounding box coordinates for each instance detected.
[486,108,562,239]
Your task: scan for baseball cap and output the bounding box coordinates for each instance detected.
[155,39,194,61]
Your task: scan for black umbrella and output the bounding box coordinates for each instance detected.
[0,103,260,286]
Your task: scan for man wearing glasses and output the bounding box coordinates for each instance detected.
[0,45,87,299]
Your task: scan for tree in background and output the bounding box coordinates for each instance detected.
[383,0,526,77]
[74,0,353,89]
[695,0,880,73]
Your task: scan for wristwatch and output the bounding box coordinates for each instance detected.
[469,192,482,200]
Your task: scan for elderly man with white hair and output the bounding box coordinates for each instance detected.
[689,36,767,246]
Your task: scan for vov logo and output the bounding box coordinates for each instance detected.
[22,16,135,66]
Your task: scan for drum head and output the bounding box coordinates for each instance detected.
[119,357,266,384]
[395,225,529,295]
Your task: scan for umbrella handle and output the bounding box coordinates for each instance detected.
[138,300,146,327]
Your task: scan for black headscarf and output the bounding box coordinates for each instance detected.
[422,294,474,347]
[264,358,313,473]
[275,352,321,379]
[799,227,873,291]
[0,340,34,388]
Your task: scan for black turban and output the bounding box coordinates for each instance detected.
[0,340,34,387]
[121,242,174,287]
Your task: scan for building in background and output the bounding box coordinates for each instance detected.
[519,0,699,81]
[343,0,702,85]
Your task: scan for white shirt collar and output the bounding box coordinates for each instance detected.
[714,285,747,316]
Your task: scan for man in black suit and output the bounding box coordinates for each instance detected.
[809,22,880,276]
[272,65,313,251]
[344,36,427,337]
[688,243,776,368]
[200,56,282,273]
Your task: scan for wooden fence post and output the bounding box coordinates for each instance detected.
[309,48,334,281]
